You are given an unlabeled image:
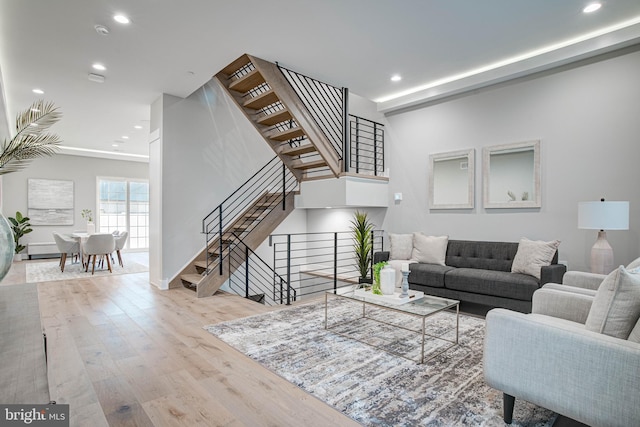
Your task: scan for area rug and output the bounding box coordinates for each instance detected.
[25,260,148,283]
[205,298,556,426]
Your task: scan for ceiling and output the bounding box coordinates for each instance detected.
[1,1,640,162]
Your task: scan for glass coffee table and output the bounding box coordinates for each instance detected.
[324,287,459,364]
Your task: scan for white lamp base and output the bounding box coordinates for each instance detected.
[590,230,614,275]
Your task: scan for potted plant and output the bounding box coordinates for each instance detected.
[350,210,374,284]
[8,211,32,261]
[81,208,95,234]
[371,261,388,295]
[0,100,61,276]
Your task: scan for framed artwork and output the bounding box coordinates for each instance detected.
[429,149,475,209]
[483,140,541,209]
[28,178,74,225]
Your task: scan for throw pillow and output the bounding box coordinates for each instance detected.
[388,233,413,260]
[585,266,640,339]
[411,233,448,266]
[627,256,640,270]
[628,318,640,344]
[511,237,560,280]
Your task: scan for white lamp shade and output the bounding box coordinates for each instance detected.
[578,201,629,230]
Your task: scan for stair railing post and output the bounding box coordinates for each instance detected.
[370,230,375,280]
[218,205,223,275]
[286,234,291,305]
[373,122,378,176]
[245,244,249,298]
[282,163,286,211]
[342,87,349,172]
[333,232,338,293]
[355,116,360,173]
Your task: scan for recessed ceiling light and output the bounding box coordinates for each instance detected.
[32,88,44,94]
[92,63,106,71]
[29,123,39,127]
[112,144,119,147]
[113,14,130,24]
[122,136,129,140]
[583,3,602,13]
[30,108,40,113]
[391,74,402,82]
[133,125,143,130]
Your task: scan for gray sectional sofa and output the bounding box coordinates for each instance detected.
[374,239,567,313]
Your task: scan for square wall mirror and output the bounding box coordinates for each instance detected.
[429,148,475,209]
[483,140,541,209]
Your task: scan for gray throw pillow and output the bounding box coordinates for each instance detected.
[585,266,640,339]
[511,237,560,280]
[389,233,413,260]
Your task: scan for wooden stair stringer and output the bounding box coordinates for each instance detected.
[195,191,297,298]
[249,55,341,179]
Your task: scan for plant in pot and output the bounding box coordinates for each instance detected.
[81,208,95,234]
[371,261,388,295]
[0,100,62,277]
[8,211,32,261]
[350,210,374,284]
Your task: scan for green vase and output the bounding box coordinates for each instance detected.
[0,211,15,282]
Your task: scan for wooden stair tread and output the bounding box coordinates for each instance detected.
[243,90,279,110]
[181,274,204,285]
[291,159,328,170]
[280,144,318,157]
[194,260,208,269]
[268,127,305,141]
[229,69,266,93]
[220,54,251,76]
[256,109,292,126]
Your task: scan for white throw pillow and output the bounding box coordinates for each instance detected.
[626,256,640,270]
[411,233,448,266]
[511,237,560,280]
[388,233,413,260]
[585,266,640,339]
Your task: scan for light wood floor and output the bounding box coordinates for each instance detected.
[2,255,359,427]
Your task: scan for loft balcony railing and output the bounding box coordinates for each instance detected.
[349,115,385,176]
[202,155,299,275]
[269,230,384,301]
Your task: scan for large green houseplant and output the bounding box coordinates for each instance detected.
[8,211,32,260]
[0,100,61,274]
[350,210,374,283]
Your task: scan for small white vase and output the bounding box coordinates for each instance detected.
[13,253,22,262]
[87,222,95,234]
[380,265,396,295]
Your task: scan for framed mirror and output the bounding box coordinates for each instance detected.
[483,140,540,209]
[429,149,475,209]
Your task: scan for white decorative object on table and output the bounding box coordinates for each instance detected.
[401,269,410,298]
[380,265,396,295]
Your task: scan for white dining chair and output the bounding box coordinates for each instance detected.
[52,232,80,272]
[112,231,128,267]
[83,233,116,274]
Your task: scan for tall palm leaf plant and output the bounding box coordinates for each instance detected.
[350,210,374,281]
[0,100,62,175]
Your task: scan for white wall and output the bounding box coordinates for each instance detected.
[153,79,275,285]
[1,154,148,247]
[380,48,640,272]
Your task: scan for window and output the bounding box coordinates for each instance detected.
[98,178,149,250]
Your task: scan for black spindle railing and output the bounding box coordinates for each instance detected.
[349,115,385,176]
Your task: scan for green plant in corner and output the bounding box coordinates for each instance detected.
[8,211,32,254]
[350,210,374,282]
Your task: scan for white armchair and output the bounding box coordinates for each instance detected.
[113,231,128,267]
[484,260,640,427]
[52,232,80,272]
[83,233,115,274]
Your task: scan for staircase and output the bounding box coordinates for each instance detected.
[215,54,342,181]
[175,54,384,300]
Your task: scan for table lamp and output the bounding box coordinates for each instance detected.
[578,199,629,274]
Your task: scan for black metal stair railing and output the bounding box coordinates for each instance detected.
[226,233,297,306]
[202,155,299,275]
[269,230,384,301]
[349,115,385,176]
[277,63,347,162]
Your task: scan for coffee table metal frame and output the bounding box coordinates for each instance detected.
[324,288,459,364]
